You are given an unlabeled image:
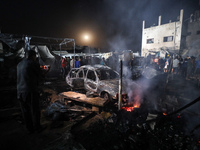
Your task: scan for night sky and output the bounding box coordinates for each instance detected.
[0,0,199,51]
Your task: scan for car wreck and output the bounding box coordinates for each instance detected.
[66,65,141,104]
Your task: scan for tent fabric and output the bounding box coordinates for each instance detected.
[0,33,24,50]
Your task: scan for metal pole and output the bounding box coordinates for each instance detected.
[118,59,123,110]
[89,46,91,56]
[73,40,76,68]
[59,44,61,57]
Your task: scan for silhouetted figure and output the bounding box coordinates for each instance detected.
[17,50,50,133]
[61,57,67,78]
[100,57,106,66]
[76,58,81,68]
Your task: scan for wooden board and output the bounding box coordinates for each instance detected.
[59,91,107,107]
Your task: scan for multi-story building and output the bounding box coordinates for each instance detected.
[141,9,184,57]
[185,10,200,57]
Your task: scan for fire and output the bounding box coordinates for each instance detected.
[163,113,167,116]
[122,105,139,112]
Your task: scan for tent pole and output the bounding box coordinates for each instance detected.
[73,40,75,68]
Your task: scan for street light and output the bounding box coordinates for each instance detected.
[83,34,91,56]
[84,35,89,40]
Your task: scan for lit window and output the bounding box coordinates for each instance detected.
[163,36,173,42]
[147,38,154,44]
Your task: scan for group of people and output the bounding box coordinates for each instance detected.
[61,56,83,78]
[148,55,200,80]
[61,56,107,78]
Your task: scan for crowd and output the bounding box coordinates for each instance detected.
[61,54,200,82]
[144,54,200,81]
[61,56,107,78]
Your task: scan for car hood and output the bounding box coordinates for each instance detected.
[99,79,130,97]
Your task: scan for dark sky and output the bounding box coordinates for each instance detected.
[0,0,199,51]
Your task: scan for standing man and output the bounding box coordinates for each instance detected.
[172,56,180,74]
[70,57,75,68]
[17,50,50,133]
[76,58,81,68]
[66,57,70,74]
[61,57,67,78]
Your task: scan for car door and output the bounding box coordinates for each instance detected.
[84,69,98,93]
[66,68,79,88]
[72,69,85,89]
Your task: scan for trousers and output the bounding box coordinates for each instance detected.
[18,92,41,132]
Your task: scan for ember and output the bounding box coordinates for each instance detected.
[163,112,167,116]
[122,105,139,112]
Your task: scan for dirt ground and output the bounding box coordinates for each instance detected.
[0,75,200,150]
[0,78,82,150]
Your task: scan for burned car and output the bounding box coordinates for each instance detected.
[66,65,131,101]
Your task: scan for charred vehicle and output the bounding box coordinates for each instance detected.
[66,65,132,101]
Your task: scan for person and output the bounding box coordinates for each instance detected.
[158,57,165,71]
[182,58,188,77]
[76,58,81,68]
[100,57,106,66]
[17,50,50,133]
[186,56,194,80]
[66,57,70,75]
[70,57,75,68]
[194,56,200,79]
[163,59,168,73]
[61,57,67,78]
[167,56,172,73]
[172,56,179,74]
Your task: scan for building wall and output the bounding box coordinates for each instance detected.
[186,11,200,49]
[141,10,183,57]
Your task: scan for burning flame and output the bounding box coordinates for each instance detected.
[122,105,139,112]
[163,113,167,116]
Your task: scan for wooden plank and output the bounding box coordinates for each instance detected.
[59,91,107,107]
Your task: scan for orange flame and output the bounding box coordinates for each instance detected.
[122,105,139,112]
[163,113,167,116]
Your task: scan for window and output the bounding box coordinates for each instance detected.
[197,31,200,34]
[70,69,79,78]
[78,70,83,78]
[96,69,119,80]
[147,38,154,44]
[87,70,96,81]
[163,36,173,42]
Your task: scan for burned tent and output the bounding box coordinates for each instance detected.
[0,33,75,82]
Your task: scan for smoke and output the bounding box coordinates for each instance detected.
[189,39,200,57]
[101,0,199,51]
[123,67,155,109]
[102,0,149,51]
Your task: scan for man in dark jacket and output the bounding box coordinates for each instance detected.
[17,50,50,133]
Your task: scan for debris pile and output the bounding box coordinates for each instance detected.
[70,110,200,150]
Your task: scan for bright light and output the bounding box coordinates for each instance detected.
[80,32,93,46]
[84,35,89,40]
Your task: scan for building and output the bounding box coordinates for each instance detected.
[141,9,184,57]
[185,10,200,57]
[141,7,200,58]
